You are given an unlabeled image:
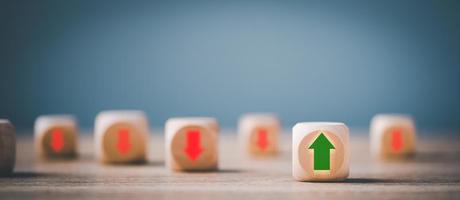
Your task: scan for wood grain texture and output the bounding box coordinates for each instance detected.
[1,130,460,200]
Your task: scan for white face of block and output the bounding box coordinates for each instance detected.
[0,119,15,174]
[238,114,280,156]
[370,114,416,160]
[94,110,149,163]
[292,122,349,182]
[165,117,219,171]
[34,115,78,159]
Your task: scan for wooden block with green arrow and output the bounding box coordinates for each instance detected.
[292,122,349,182]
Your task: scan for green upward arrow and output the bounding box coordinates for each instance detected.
[308,133,335,170]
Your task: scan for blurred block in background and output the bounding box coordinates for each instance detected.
[34,115,78,159]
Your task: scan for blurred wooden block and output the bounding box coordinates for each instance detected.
[165,117,219,171]
[34,115,78,159]
[94,110,149,164]
[292,122,349,182]
[370,114,416,160]
[0,119,15,175]
[238,113,280,156]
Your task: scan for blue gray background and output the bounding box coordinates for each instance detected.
[1,0,460,131]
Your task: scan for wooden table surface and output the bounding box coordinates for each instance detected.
[1,130,460,199]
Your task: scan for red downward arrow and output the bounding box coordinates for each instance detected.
[391,129,403,152]
[256,128,269,151]
[51,128,64,152]
[117,128,131,155]
[184,129,203,161]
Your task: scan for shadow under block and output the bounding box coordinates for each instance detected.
[165,117,219,171]
[0,119,15,175]
[292,122,349,182]
[94,110,149,164]
[34,115,78,159]
[238,113,280,156]
[370,114,416,160]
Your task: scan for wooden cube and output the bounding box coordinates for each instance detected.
[292,122,349,182]
[165,117,219,171]
[34,115,78,159]
[94,110,149,164]
[238,113,280,156]
[0,119,15,175]
[370,114,416,160]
